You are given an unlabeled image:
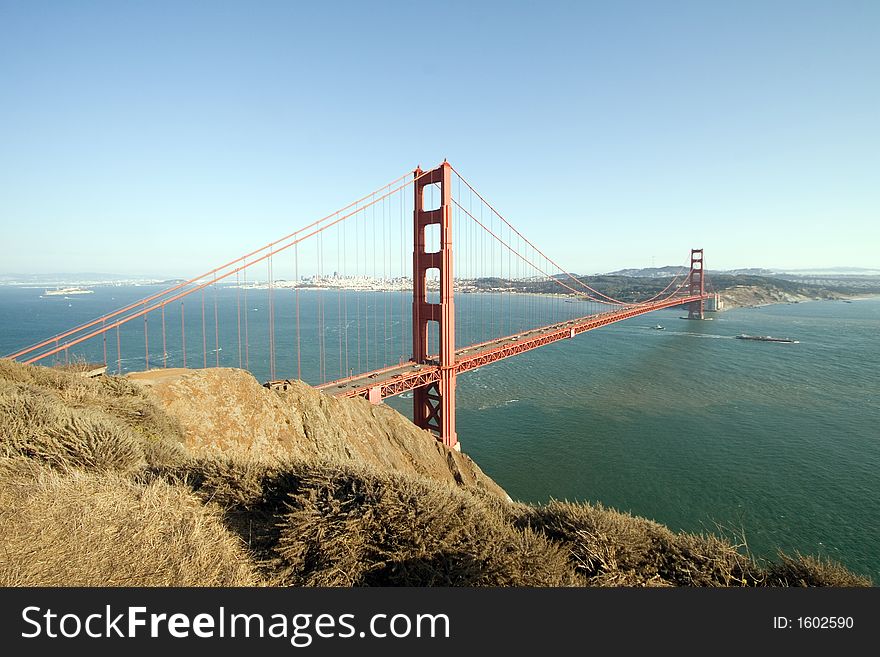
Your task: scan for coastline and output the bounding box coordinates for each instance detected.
[717,287,880,311]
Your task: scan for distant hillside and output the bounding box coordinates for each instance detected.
[604,266,688,278]
[0,360,869,587]
[705,274,880,308]
[605,265,778,278]
[604,266,880,278]
[470,271,880,307]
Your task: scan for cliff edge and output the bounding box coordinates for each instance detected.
[126,368,506,499]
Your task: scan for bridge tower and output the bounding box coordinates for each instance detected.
[412,161,458,449]
[687,248,705,320]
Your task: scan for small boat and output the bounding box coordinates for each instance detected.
[652,324,665,330]
[735,334,798,343]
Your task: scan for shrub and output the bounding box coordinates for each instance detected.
[274,463,581,587]
[765,553,872,587]
[0,458,259,586]
[0,361,187,472]
[519,500,757,586]
[0,381,147,473]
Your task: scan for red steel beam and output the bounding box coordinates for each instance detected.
[269,293,707,402]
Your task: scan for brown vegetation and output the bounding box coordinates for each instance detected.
[0,358,186,472]
[516,501,760,586]
[0,360,871,587]
[0,458,257,586]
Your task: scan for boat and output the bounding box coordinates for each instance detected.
[652,324,665,330]
[42,287,93,297]
[735,334,799,343]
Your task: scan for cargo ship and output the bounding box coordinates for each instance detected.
[735,334,798,343]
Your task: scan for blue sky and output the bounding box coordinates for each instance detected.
[1,0,877,277]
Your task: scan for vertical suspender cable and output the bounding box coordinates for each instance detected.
[181,301,186,368]
[400,185,405,363]
[295,243,301,380]
[508,222,513,335]
[266,257,271,378]
[373,193,377,368]
[162,304,167,368]
[383,185,388,367]
[236,270,242,369]
[356,204,361,373]
[343,215,349,377]
[268,249,275,380]
[482,194,486,342]
[213,275,220,368]
[364,198,369,371]
[201,289,207,368]
[243,258,249,371]
[318,233,326,383]
[338,221,343,379]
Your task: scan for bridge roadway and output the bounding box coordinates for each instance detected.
[265,294,707,401]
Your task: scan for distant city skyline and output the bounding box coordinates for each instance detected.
[3,264,880,289]
[1,1,877,276]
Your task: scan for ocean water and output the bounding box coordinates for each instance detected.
[1,286,878,579]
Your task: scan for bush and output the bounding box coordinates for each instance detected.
[0,360,187,472]
[273,463,582,587]
[0,458,259,586]
[765,553,872,587]
[0,381,147,473]
[519,500,758,586]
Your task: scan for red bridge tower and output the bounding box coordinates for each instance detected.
[412,162,458,449]
[688,248,705,320]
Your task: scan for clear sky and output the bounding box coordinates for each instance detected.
[1,0,877,277]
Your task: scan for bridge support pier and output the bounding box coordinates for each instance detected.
[687,248,705,320]
[412,162,458,449]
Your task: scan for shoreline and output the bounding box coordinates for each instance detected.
[717,289,880,311]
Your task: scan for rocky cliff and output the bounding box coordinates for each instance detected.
[126,368,506,499]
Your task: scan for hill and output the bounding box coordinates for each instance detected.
[471,272,880,308]
[0,359,869,587]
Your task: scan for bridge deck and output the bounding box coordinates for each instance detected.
[265,294,706,400]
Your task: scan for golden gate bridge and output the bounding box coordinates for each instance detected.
[4,161,711,450]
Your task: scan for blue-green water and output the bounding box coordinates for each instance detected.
[440,298,880,581]
[2,287,878,579]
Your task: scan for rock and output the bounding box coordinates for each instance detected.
[127,368,507,499]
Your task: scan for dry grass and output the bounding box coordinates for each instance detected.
[154,457,581,586]
[0,360,187,471]
[273,463,581,587]
[0,380,148,472]
[517,500,757,586]
[0,358,185,444]
[764,553,871,587]
[149,455,308,572]
[516,501,873,587]
[0,458,259,586]
[0,360,871,588]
